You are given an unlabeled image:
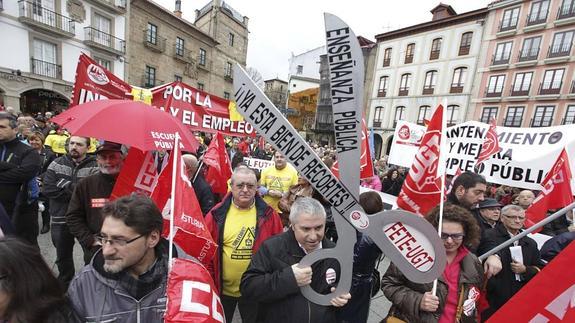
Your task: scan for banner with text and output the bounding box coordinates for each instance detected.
[243,157,274,171]
[388,121,575,190]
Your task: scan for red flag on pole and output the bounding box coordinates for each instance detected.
[397,105,444,216]
[476,118,502,167]
[151,144,217,265]
[203,132,233,195]
[525,149,574,231]
[486,241,575,322]
[165,258,225,323]
[110,147,158,200]
[331,119,375,180]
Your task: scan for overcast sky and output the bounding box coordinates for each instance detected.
[154,0,492,81]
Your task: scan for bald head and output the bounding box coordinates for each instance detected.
[517,190,535,210]
[182,154,198,176]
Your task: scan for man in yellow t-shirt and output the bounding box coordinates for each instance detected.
[44,126,70,156]
[260,151,298,214]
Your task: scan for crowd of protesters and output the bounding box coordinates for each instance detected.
[0,107,574,323]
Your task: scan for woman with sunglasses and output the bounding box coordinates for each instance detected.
[381,204,484,322]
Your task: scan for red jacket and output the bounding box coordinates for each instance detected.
[205,192,283,293]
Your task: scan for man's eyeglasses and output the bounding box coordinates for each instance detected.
[233,183,256,190]
[441,233,465,241]
[95,234,144,247]
[503,214,526,221]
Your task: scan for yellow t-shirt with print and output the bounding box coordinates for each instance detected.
[260,164,298,212]
[222,203,257,297]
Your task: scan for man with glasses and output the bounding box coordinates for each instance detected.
[67,194,168,322]
[205,167,283,323]
[66,142,124,264]
[479,204,543,320]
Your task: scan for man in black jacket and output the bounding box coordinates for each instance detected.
[0,112,41,243]
[240,197,350,323]
[43,135,98,287]
[182,154,214,215]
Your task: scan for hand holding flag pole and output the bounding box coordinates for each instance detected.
[168,132,181,269]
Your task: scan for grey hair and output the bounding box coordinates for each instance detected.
[289,197,326,224]
[230,166,256,184]
[501,204,524,215]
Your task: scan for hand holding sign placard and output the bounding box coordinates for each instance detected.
[233,14,446,306]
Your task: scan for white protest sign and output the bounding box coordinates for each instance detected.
[388,121,575,191]
[242,157,274,171]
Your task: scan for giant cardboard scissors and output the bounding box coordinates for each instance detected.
[233,14,446,306]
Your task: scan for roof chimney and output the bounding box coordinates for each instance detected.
[430,3,457,21]
[174,0,182,18]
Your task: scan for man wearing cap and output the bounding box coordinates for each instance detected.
[474,198,502,235]
[67,142,125,264]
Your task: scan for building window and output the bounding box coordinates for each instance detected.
[450,67,467,93]
[398,73,411,96]
[377,76,388,97]
[405,43,414,64]
[511,72,533,96]
[504,106,524,127]
[146,23,157,45]
[224,62,232,77]
[486,75,506,97]
[383,48,392,67]
[558,0,575,19]
[199,48,206,66]
[446,105,459,126]
[527,0,549,25]
[564,105,575,124]
[417,106,431,125]
[493,41,513,65]
[549,31,574,58]
[92,13,112,47]
[32,39,58,78]
[145,65,156,88]
[532,106,555,127]
[224,92,230,100]
[500,7,520,31]
[423,70,437,95]
[175,37,184,57]
[174,74,182,82]
[198,82,204,91]
[228,33,234,47]
[394,106,405,127]
[373,106,384,127]
[480,107,498,123]
[430,38,441,60]
[459,32,473,56]
[296,65,303,75]
[540,69,564,95]
[519,36,541,61]
[95,57,111,71]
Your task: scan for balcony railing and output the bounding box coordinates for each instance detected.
[84,27,125,54]
[422,86,434,95]
[377,89,386,97]
[398,87,409,96]
[450,83,464,94]
[539,81,562,95]
[485,88,503,97]
[404,54,413,64]
[429,50,440,60]
[143,30,166,52]
[518,48,539,61]
[499,20,518,32]
[197,59,212,71]
[504,117,523,127]
[492,54,510,65]
[382,58,390,67]
[373,120,382,128]
[531,117,553,127]
[526,12,548,26]
[18,1,75,37]
[141,75,163,88]
[510,85,530,96]
[557,4,575,20]
[173,46,195,63]
[547,43,572,58]
[31,58,61,79]
[458,45,470,56]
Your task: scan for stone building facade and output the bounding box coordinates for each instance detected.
[263,78,288,109]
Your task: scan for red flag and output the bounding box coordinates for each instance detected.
[165,258,225,323]
[151,142,217,265]
[397,105,443,216]
[476,118,502,167]
[110,147,158,200]
[486,241,575,322]
[203,132,233,195]
[525,149,574,231]
[331,119,375,179]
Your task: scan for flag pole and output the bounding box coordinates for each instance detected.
[168,132,180,270]
[432,99,448,296]
[192,160,203,183]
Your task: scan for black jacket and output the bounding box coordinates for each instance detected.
[240,229,340,323]
[480,224,543,320]
[541,214,572,236]
[191,173,215,215]
[42,155,98,224]
[0,137,41,216]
